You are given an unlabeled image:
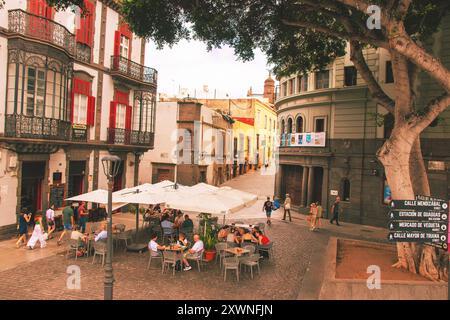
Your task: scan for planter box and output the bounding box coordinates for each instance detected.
[319,237,447,300]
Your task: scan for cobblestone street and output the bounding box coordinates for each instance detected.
[0,218,319,300]
[0,171,389,300]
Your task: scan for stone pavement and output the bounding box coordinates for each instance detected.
[0,170,390,300]
[0,218,318,300]
[0,213,139,273]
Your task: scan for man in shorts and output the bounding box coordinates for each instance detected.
[263,196,274,226]
[57,204,74,245]
[45,204,56,239]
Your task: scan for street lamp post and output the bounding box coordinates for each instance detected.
[101,155,121,301]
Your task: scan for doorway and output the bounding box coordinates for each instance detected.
[282,165,303,206]
[312,167,324,203]
[21,161,46,215]
[68,161,86,198]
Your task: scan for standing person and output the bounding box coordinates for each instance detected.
[72,203,79,226]
[315,202,323,230]
[27,214,47,249]
[283,194,292,222]
[45,204,56,240]
[329,196,341,226]
[16,208,31,248]
[262,197,274,226]
[78,202,88,233]
[57,204,74,245]
[309,203,318,231]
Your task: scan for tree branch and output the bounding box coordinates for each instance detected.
[281,19,388,49]
[349,41,395,113]
[410,93,450,134]
[388,22,450,93]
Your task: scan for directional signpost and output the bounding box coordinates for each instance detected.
[388,195,449,251]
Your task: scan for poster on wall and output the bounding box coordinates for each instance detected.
[281,132,326,147]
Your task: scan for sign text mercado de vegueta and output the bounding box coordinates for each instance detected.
[388,195,449,251]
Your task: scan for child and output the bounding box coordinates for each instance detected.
[27,214,47,249]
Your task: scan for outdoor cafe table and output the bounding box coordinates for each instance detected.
[224,247,250,257]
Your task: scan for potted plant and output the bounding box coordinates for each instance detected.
[202,231,217,262]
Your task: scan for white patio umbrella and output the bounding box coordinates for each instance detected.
[65,189,128,212]
[216,186,258,205]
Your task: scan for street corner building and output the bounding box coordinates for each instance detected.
[0,0,157,239]
[274,17,450,227]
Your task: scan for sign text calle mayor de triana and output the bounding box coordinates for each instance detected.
[388,195,448,250]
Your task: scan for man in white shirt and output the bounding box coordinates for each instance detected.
[94,223,107,242]
[148,233,165,257]
[182,234,204,271]
[46,205,56,239]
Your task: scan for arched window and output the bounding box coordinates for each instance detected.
[296,116,304,133]
[280,119,285,134]
[341,178,351,202]
[383,113,394,139]
[287,118,293,134]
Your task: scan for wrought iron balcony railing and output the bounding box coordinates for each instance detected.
[110,55,158,86]
[107,128,154,147]
[75,42,91,64]
[5,114,71,141]
[8,9,75,55]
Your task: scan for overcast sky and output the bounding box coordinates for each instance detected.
[144,40,271,99]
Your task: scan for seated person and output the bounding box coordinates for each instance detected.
[241,229,258,244]
[153,204,161,213]
[71,226,87,243]
[218,225,230,241]
[182,234,204,271]
[148,233,165,256]
[181,215,194,232]
[233,228,244,245]
[255,230,271,258]
[176,232,188,248]
[94,223,108,242]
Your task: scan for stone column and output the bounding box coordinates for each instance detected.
[307,166,315,206]
[301,166,309,207]
[274,164,283,198]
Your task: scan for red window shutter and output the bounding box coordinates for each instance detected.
[109,102,117,129]
[114,30,121,56]
[87,96,95,126]
[70,91,75,123]
[73,78,91,96]
[125,105,132,130]
[87,1,95,47]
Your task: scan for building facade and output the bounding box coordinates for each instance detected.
[274,19,450,227]
[196,77,277,174]
[0,0,157,237]
[142,99,233,187]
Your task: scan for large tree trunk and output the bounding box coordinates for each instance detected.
[378,132,448,281]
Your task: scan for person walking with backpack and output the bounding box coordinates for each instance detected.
[262,197,274,226]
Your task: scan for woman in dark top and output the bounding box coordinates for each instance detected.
[16,209,31,248]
